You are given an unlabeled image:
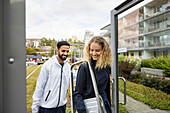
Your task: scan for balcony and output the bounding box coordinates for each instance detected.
[100,31,111,37]
[139,25,170,36]
[118,41,170,51]
[141,6,170,21]
[142,41,170,50]
[148,42,170,47]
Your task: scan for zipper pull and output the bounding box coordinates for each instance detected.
[61,68,63,73]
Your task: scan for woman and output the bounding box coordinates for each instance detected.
[73,36,112,113]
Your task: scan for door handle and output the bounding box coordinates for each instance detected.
[119,77,126,105]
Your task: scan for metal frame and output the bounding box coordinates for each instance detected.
[118,77,126,105]
[0,0,144,112]
[0,0,26,112]
[110,0,143,113]
[70,60,84,113]
[0,0,3,112]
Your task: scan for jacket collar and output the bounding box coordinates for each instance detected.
[52,55,68,66]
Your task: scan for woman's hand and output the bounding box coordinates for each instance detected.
[110,76,113,82]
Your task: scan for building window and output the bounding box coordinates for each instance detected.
[131,52,134,59]
[139,14,143,21]
[139,51,142,58]
[163,3,167,11]
[157,5,162,13]
[163,35,168,45]
[139,36,144,47]
[154,35,168,46]
[154,51,157,58]
[154,36,156,46]
[163,50,168,57]
[163,19,167,28]
[154,18,167,30]
[154,51,162,58]
[155,36,162,46]
[157,21,162,29]
[154,7,156,13]
[154,22,157,29]
[157,50,162,57]
[154,2,167,13]
[159,36,163,45]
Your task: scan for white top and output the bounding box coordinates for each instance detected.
[31,55,71,113]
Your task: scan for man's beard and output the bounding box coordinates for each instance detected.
[59,53,68,61]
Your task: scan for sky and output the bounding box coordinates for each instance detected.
[26,0,126,41]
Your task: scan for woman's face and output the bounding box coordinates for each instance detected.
[90,42,102,60]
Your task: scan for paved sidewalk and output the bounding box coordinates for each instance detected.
[119,91,170,113]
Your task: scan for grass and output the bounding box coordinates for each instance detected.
[27,65,41,113]
[119,80,170,110]
[26,65,39,76]
[119,104,128,113]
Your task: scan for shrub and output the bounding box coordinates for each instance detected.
[161,56,170,77]
[128,72,144,84]
[141,57,170,77]
[119,80,170,110]
[118,56,126,62]
[158,79,170,94]
[119,61,135,79]
[141,59,152,68]
[150,57,165,70]
[128,72,170,94]
[135,59,142,71]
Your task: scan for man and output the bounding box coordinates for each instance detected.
[32,41,71,113]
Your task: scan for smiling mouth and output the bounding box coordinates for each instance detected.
[93,56,98,58]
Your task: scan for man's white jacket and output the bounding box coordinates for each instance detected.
[31,55,71,113]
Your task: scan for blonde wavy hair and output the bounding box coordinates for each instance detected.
[84,36,113,69]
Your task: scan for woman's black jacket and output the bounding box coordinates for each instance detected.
[73,60,111,113]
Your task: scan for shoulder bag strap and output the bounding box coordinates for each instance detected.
[86,60,107,113]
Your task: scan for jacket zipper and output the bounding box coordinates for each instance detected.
[57,67,63,107]
[45,90,51,101]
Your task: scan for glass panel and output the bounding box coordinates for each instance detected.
[163,3,167,11]
[163,35,168,45]
[154,22,157,29]
[157,50,162,57]
[160,36,162,44]
[157,5,162,13]
[163,50,168,57]
[139,51,142,58]
[117,1,170,113]
[154,7,156,13]
[154,51,157,57]
[163,19,167,28]
[154,36,156,45]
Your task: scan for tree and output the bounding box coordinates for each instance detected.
[40,37,51,46]
[49,40,58,57]
[26,47,37,56]
[68,38,72,42]
[40,53,46,57]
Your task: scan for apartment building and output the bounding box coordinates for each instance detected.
[84,30,94,46]
[101,0,170,59]
[26,38,41,48]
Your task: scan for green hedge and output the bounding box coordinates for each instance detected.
[141,59,152,68]
[129,72,170,94]
[119,80,170,110]
[141,56,170,77]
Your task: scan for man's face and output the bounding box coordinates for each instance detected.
[57,45,70,61]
